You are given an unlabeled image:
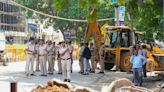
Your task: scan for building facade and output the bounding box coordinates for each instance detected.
[0,0,26,44]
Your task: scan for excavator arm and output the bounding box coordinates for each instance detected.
[84,10,104,49]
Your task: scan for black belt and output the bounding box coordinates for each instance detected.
[39,55,45,56]
[61,58,71,60]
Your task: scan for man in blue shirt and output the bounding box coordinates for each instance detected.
[130,50,147,86]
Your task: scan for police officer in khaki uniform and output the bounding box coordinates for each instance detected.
[46,40,55,75]
[59,41,71,82]
[99,42,105,74]
[35,40,40,71]
[79,43,84,73]
[38,39,48,76]
[25,37,35,76]
[67,40,73,73]
[56,42,62,74]
[90,43,95,73]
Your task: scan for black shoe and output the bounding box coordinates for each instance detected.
[98,71,104,74]
[82,73,89,75]
[139,83,142,86]
[30,74,36,76]
[90,71,95,73]
[64,79,67,82]
[3,64,8,66]
[57,72,62,74]
[40,74,47,76]
[67,79,71,82]
[48,73,53,75]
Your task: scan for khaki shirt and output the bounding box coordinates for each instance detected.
[79,46,85,56]
[99,46,105,57]
[59,46,70,59]
[25,42,35,54]
[35,44,39,54]
[46,44,56,55]
[38,44,47,55]
[90,46,95,56]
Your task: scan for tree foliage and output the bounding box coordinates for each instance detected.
[15,0,163,42]
[15,0,114,43]
[126,0,163,41]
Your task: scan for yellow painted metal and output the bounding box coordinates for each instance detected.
[101,23,110,45]
[153,46,164,54]
[146,50,159,68]
[4,44,26,61]
[84,13,164,71]
[146,46,164,71]
[84,10,104,49]
[115,47,121,71]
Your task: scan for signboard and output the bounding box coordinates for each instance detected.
[63,32,71,39]
[28,23,37,31]
[119,6,125,21]
[114,6,125,21]
[63,31,76,39]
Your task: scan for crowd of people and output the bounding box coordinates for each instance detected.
[25,37,148,86]
[25,37,105,82]
[25,37,73,82]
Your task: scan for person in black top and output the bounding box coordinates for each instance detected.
[82,43,91,75]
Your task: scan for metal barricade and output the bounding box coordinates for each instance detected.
[4,44,26,62]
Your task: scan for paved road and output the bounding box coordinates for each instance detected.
[0,61,163,92]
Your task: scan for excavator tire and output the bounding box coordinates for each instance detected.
[120,52,131,72]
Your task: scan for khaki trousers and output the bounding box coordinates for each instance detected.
[79,57,83,72]
[47,55,55,73]
[100,56,105,72]
[35,55,40,71]
[58,59,62,73]
[61,59,71,79]
[25,54,34,75]
[91,56,95,72]
[39,56,47,75]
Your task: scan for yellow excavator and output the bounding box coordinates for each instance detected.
[84,10,164,71]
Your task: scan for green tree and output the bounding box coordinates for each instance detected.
[15,0,114,43]
[125,0,163,41]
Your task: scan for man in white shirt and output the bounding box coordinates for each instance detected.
[59,41,71,82]
[38,39,48,76]
[25,37,36,76]
[46,40,56,75]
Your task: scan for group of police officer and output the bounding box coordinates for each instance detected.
[25,37,73,82]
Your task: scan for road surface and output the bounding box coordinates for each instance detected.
[0,61,163,92]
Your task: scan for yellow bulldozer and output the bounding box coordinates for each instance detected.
[84,17,164,72]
